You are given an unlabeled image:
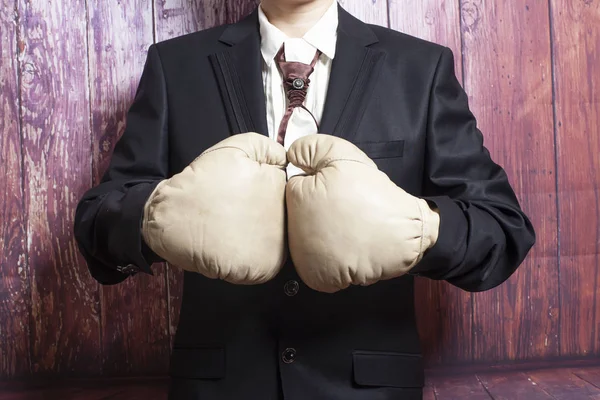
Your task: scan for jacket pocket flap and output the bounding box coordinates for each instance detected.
[355,140,404,159]
[352,350,424,388]
[170,346,225,379]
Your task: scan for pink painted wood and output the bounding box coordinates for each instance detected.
[461,1,559,362]
[86,0,171,375]
[17,0,101,375]
[338,0,388,26]
[0,0,30,379]
[0,0,598,379]
[551,0,600,358]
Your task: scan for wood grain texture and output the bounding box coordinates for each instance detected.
[388,0,471,366]
[154,0,226,42]
[17,0,101,375]
[153,0,226,350]
[551,0,600,358]
[0,0,598,380]
[526,368,600,399]
[0,378,170,400]
[338,0,387,26]
[3,366,600,398]
[86,0,170,375]
[477,371,555,399]
[0,0,30,379]
[226,0,258,24]
[225,0,389,27]
[573,367,600,388]
[461,1,559,362]
[388,0,462,55]
[432,374,492,399]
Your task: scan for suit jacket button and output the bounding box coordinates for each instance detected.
[282,348,296,364]
[284,280,299,296]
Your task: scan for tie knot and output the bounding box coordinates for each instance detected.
[275,44,322,108]
[284,77,309,107]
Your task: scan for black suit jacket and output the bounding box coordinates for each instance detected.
[74,4,536,400]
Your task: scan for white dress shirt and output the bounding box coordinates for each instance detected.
[258,0,338,177]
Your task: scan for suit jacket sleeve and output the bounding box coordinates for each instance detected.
[74,44,168,285]
[410,47,536,292]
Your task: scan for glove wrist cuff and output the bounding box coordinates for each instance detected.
[416,198,441,255]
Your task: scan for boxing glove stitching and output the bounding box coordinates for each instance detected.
[415,196,427,263]
[200,145,251,160]
[316,157,377,171]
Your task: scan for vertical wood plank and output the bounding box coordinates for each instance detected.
[388,0,470,366]
[154,0,225,41]
[0,0,30,379]
[153,0,226,349]
[388,0,461,56]
[462,1,559,362]
[86,0,170,375]
[337,0,388,26]
[226,1,388,28]
[550,0,600,357]
[17,0,101,375]
[226,0,258,24]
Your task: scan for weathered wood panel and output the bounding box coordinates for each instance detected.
[477,371,555,399]
[0,0,598,380]
[432,374,492,399]
[388,0,471,366]
[226,0,388,27]
[573,367,600,388]
[526,368,600,399]
[17,0,100,375]
[154,0,226,349]
[338,0,387,26]
[388,0,462,54]
[462,1,558,362]
[0,0,30,378]
[4,367,600,398]
[86,0,170,375]
[226,0,258,24]
[551,0,600,357]
[155,0,225,42]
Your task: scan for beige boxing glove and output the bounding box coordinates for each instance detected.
[142,132,287,284]
[286,134,440,293]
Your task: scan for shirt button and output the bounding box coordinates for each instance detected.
[282,348,297,364]
[284,280,299,297]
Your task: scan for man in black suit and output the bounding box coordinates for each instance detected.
[74,0,536,398]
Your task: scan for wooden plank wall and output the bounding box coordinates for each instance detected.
[0,0,598,379]
[18,0,100,377]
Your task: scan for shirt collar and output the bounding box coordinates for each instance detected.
[258,0,338,66]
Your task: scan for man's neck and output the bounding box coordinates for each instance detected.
[260,0,335,38]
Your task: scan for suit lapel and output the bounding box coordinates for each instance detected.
[320,5,385,140]
[209,9,269,137]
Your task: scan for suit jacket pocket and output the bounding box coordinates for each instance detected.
[352,350,424,388]
[355,140,404,159]
[170,346,226,379]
